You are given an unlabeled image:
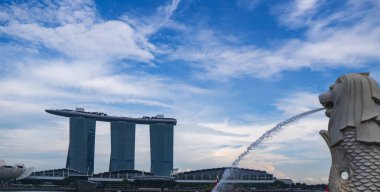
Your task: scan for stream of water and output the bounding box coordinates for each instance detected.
[212,108,324,192]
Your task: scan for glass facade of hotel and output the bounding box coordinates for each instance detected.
[66,117,96,174]
[109,121,136,172]
[150,123,174,176]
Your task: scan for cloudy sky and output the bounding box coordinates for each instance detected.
[1,0,380,184]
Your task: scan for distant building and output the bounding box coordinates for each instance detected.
[173,167,275,182]
[28,168,86,179]
[277,178,293,185]
[109,121,136,172]
[0,160,34,180]
[46,108,177,176]
[24,166,283,192]
[92,169,153,180]
[66,117,96,174]
[173,167,276,191]
[150,123,174,176]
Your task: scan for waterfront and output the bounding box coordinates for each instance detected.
[0,182,327,192]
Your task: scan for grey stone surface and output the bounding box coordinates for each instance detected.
[319,73,380,191]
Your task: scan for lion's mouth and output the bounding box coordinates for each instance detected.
[319,93,334,117]
[324,101,334,117]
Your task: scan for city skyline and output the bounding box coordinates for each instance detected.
[0,0,380,184]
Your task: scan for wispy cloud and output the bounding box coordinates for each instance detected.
[274,92,321,116]
[168,0,380,80]
[177,123,249,137]
[121,0,184,37]
[274,0,323,27]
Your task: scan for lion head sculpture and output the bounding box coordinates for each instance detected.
[319,73,380,147]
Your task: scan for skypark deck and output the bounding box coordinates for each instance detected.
[45,109,177,125]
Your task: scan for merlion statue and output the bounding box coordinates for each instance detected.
[319,73,380,191]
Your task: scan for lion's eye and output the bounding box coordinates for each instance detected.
[329,85,334,91]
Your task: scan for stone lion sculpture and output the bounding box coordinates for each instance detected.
[319,73,380,191]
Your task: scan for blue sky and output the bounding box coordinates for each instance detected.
[0,0,380,184]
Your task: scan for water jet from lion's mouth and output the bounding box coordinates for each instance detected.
[212,108,324,192]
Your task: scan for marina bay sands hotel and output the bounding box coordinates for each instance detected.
[45,108,177,176]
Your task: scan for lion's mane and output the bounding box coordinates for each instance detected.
[328,73,380,146]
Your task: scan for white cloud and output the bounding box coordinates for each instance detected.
[274,92,322,116]
[0,59,211,112]
[293,0,319,15]
[0,121,69,170]
[275,0,322,27]
[121,0,185,37]
[0,1,154,62]
[168,0,380,80]
[0,0,96,25]
[1,21,154,62]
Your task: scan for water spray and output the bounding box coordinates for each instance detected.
[212,108,324,192]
